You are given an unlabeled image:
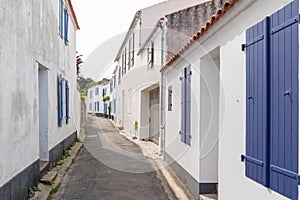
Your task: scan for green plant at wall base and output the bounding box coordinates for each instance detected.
[134,121,138,131]
[108,103,111,119]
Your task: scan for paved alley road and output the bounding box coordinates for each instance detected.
[54,116,173,200]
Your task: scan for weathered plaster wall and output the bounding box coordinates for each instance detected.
[0,0,80,189]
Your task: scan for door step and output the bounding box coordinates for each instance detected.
[200,194,218,200]
[40,171,58,185]
[39,161,49,176]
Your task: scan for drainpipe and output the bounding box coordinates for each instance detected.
[139,16,142,49]
[159,19,165,157]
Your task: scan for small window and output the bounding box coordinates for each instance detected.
[95,87,99,95]
[168,86,172,111]
[147,42,154,67]
[124,48,127,74]
[131,33,135,66]
[89,90,93,98]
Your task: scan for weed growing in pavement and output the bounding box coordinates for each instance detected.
[47,183,61,200]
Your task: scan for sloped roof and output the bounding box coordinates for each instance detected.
[115,0,210,62]
[161,0,239,71]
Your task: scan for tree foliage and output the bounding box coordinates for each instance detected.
[77,76,97,98]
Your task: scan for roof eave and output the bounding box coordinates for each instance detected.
[67,0,80,30]
[114,10,142,62]
[160,0,240,72]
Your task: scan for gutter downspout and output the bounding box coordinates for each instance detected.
[139,16,142,49]
[159,18,166,157]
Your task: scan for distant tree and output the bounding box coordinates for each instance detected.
[76,52,83,79]
[77,76,97,99]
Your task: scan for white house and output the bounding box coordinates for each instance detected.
[114,0,210,145]
[86,78,111,117]
[161,0,299,200]
[0,0,81,199]
[110,68,118,120]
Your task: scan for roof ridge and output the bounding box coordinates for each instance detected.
[140,0,170,11]
[164,0,213,17]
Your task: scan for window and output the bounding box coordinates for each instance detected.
[89,90,93,98]
[103,88,106,96]
[124,48,127,74]
[147,42,154,67]
[94,102,97,112]
[65,80,70,124]
[121,53,124,76]
[180,65,191,145]
[58,74,63,127]
[168,86,172,111]
[242,2,299,199]
[95,87,99,95]
[64,8,69,45]
[59,0,63,38]
[131,33,135,66]
[128,39,131,70]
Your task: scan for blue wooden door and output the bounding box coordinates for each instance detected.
[269,2,299,199]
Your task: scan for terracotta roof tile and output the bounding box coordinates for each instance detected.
[68,0,80,30]
[161,0,239,72]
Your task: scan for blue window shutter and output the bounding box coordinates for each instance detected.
[269,2,299,199]
[64,8,69,45]
[65,80,70,124]
[180,68,186,143]
[168,86,172,111]
[244,18,269,186]
[185,65,191,145]
[58,74,63,127]
[59,0,63,38]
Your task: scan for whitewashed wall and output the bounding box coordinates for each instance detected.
[0,0,80,187]
[115,27,162,139]
[164,0,294,199]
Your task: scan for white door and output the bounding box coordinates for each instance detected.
[149,88,159,144]
[38,66,49,161]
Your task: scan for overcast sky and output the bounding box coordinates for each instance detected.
[72,0,165,81]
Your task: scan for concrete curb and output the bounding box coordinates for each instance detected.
[108,118,194,200]
[29,127,86,200]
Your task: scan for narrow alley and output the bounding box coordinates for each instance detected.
[54,116,175,200]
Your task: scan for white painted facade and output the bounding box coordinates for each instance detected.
[114,0,210,141]
[86,81,111,116]
[110,72,117,120]
[0,0,80,192]
[163,0,295,199]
